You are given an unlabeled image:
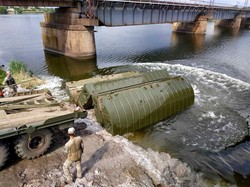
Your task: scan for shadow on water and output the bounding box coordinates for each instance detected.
[169,26,240,59]
[214,26,240,37]
[170,32,206,53]
[127,84,250,186]
[131,126,250,186]
[129,111,250,186]
[133,32,206,62]
[133,25,240,64]
[44,51,98,81]
[183,137,250,186]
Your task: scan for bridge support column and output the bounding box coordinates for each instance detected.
[215,15,242,28]
[40,4,99,58]
[172,16,208,34]
[240,18,250,28]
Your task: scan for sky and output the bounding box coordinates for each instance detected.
[178,0,248,6]
[210,0,246,6]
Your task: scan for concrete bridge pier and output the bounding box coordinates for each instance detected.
[240,18,250,28]
[215,15,242,28]
[40,3,99,58]
[172,15,208,34]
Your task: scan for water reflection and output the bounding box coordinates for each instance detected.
[214,26,240,37]
[133,32,206,62]
[44,51,97,81]
[171,32,206,52]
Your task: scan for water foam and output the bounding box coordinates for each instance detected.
[131,63,249,152]
[136,62,250,90]
[36,75,68,102]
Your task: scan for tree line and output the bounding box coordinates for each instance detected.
[0,6,54,14]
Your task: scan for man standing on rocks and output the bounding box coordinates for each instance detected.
[63,127,84,183]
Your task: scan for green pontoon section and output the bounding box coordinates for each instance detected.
[66,71,141,108]
[94,76,194,135]
[75,69,170,109]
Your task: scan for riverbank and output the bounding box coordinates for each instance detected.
[0,109,235,187]
[0,6,53,14]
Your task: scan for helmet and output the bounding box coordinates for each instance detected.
[68,127,75,135]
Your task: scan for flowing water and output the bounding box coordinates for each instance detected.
[0,14,249,186]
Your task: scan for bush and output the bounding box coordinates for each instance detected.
[1,60,44,89]
[9,60,27,74]
[14,7,23,14]
[0,69,5,85]
[0,6,7,14]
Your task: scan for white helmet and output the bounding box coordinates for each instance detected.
[68,127,75,135]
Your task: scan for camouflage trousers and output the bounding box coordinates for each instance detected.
[63,159,82,181]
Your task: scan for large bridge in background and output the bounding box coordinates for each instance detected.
[1,0,250,58]
[85,0,250,26]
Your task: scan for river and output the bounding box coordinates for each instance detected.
[0,14,249,186]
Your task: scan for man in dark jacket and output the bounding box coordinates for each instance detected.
[2,71,17,92]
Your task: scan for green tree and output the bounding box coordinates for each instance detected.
[14,7,23,14]
[0,69,5,85]
[0,6,7,14]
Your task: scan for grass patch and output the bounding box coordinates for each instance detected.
[0,69,5,84]
[1,60,45,89]
[9,60,27,74]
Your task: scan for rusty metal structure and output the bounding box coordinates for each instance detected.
[1,0,250,26]
[87,0,250,26]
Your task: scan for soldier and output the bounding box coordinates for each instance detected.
[0,64,5,70]
[63,127,84,183]
[2,71,17,93]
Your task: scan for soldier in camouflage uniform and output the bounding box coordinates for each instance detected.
[63,127,84,183]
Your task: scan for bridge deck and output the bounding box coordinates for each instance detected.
[0,0,74,7]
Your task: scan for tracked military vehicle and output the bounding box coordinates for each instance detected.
[0,90,87,169]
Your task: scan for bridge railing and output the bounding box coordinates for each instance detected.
[100,0,241,10]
